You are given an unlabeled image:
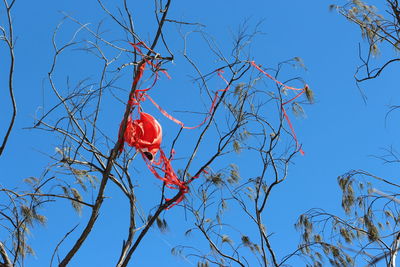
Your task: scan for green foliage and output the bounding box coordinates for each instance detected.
[334,0,398,58]
[228,164,240,184]
[20,205,47,227]
[197,261,210,267]
[171,246,183,257]
[338,175,355,214]
[292,102,305,117]
[240,235,260,253]
[297,168,400,266]
[234,83,245,96]
[221,234,233,245]
[363,214,379,242]
[70,167,98,191]
[70,188,83,215]
[293,56,307,70]
[156,217,169,233]
[207,173,223,186]
[233,140,241,153]
[305,85,314,104]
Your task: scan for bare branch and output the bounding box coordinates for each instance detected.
[0,0,17,157]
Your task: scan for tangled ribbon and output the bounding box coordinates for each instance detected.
[119,43,228,208]
[250,61,306,155]
[119,44,307,209]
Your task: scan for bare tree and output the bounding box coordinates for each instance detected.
[171,53,313,266]
[331,0,400,96]
[296,1,400,266]
[0,1,312,266]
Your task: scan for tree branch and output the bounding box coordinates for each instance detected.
[0,0,17,157]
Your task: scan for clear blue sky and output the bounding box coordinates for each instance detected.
[0,0,398,266]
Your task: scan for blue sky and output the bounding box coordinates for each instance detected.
[0,0,398,266]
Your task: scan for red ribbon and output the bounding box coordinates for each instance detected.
[121,42,220,208]
[144,69,230,129]
[250,61,306,155]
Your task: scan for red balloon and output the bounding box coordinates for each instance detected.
[124,112,162,160]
